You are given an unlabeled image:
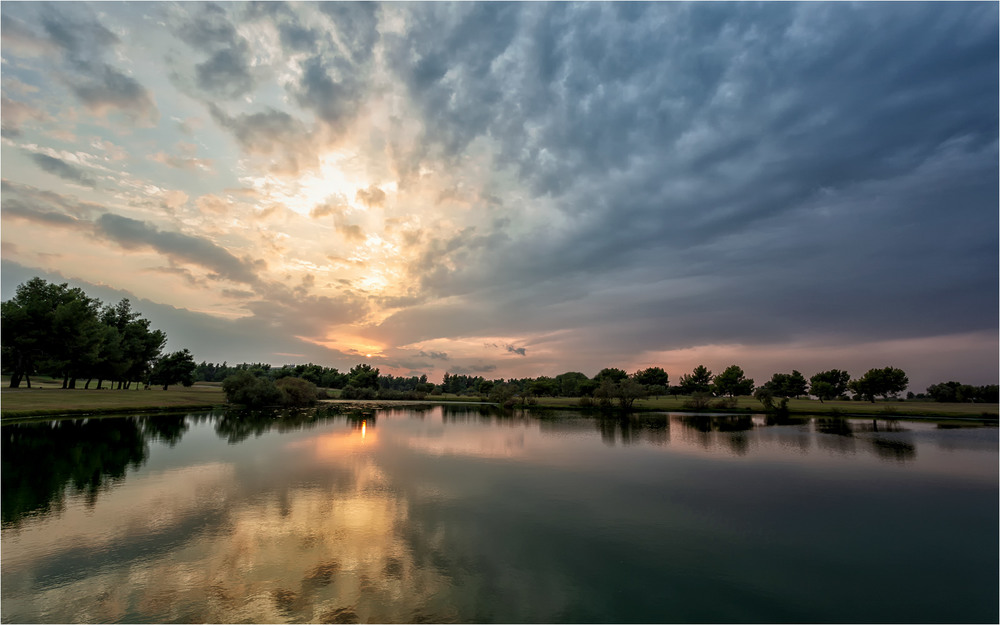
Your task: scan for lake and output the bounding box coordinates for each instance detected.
[2,406,997,623]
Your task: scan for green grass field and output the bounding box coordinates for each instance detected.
[1,381,226,418]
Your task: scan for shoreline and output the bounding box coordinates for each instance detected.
[2,394,996,424]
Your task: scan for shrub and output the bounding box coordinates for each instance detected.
[376,389,427,400]
[275,376,319,407]
[222,371,283,407]
[712,397,738,410]
[683,391,712,410]
[340,385,376,400]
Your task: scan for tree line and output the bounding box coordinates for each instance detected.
[4,278,993,406]
[1,278,195,390]
[204,358,995,409]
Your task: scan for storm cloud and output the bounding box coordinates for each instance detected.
[94,214,260,285]
[29,153,97,187]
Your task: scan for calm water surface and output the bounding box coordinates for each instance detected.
[2,406,997,623]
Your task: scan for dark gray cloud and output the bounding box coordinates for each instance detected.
[208,104,316,173]
[317,2,379,63]
[379,1,998,358]
[291,53,368,135]
[94,213,260,285]
[2,198,85,228]
[196,43,255,98]
[28,153,97,187]
[0,180,105,219]
[447,363,497,375]
[167,3,257,99]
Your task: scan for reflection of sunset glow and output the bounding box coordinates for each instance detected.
[289,427,379,461]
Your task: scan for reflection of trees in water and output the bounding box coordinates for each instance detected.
[214,406,346,444]
[142,414,189,447]
[440,403,494,421]
[674,415,754,455]
[812,417,916,462]
[595,415,670,447]
[2,417,148,527]
[2,406,364,526]
[868,437,917,462]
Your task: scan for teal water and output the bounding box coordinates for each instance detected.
[2,407,997,623]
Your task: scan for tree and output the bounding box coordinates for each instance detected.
[679,365,713,394]
[712,365,754,397]
[924,381,996,403]
[849,367,908,403]
[530,376,558,397]
[488,382,517,408]
[149,349,196,390]
[809,369,850,402]
[593,367,628,384]
[348,363,380,389]
[633,366,669,388]
[614,378,648,410]
[555,371,589,397]
[2,278,100,388]
[762,370,808,399]
[45,287,103,388]
[120,318,166,389]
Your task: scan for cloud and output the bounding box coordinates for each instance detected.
[355,185,386,208]
[310,196,349,218]
[66,65,158,126]
[208,104,317,174]
[28,153,97,187]
[2,198,85,228]
[336,224,365,242]
[150,152,214,173]
[1,97,51,137]
[447,363,497,375]
[17,3,161,126]
[195,41,255,99]
[1,3,995,389]
[94,213,260,285]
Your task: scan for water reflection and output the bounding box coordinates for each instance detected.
[2,417,148,526]
[2,409,983,530]
[595,414,670,447]
[2,407,997,624]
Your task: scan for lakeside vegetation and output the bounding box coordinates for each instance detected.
[2,377,995,421]
[1,277,996,420]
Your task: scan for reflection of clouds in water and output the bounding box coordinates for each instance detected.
[404,428,526,459]
[2,462,234,570]
[2,440,453,624]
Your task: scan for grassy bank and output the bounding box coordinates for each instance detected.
[1,383,226,418]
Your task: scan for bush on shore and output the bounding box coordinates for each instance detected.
[222,372,318,407]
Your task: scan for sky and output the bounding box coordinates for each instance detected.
[1,1,997,392]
